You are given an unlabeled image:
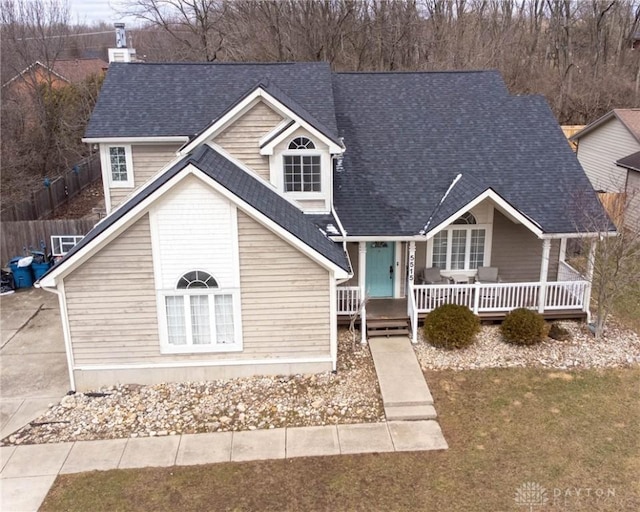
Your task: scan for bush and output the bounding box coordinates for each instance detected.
[423,304,480,349]
[548,322,571,341]
[500,308,546,345]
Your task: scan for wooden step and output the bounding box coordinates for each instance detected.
[367,319,409,328]
[368,328,410,337]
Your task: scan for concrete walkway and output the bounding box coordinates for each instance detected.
[1,421,447,511]
[1,289,70,440]
[368,336,437,421]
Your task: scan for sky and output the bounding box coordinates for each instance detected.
[67,0,136,25]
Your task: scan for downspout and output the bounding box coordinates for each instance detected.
[35,281,76,391]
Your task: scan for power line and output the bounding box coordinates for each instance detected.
[17,30,115,41]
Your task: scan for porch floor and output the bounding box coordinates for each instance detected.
[367,298,408,320]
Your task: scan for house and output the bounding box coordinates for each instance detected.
[615,152,640,232]
[37,62,611,391]
[570,109,640,231]
[570,109,640,192]
[2,58,108,90]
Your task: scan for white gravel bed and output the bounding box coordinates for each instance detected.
[415,320,640,371]
[2,329,383,446]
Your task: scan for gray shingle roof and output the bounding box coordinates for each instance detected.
[616,151,640,172]
[41,145,350,280]
[85,62,339,139]
[332,71,608,235]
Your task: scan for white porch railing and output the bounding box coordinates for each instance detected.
[407,282,418,344]
[337,286,360,315]
[412,280,590,315]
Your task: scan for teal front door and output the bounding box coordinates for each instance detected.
[366,242,395,298]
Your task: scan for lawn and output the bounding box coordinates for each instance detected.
[42,367,640,511]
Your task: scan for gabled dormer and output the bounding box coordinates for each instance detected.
[179,81,344,214]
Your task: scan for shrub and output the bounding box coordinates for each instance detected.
[548,322,571,341]
[423,304,480,349]
[500,308,546,345]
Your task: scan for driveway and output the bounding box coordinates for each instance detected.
[0,288,70,439]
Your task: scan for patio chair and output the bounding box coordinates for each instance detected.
[418,267,449,285]
[475,266,500,283]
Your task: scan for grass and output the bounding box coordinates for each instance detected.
[42,367,640,511]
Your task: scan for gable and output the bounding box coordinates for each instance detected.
[213,100,283,181]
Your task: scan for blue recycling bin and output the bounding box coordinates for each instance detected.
[31,261,52,281]
[8,257,34,289]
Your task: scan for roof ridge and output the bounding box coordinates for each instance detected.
[113,61,313,66]
[335,69,498,75]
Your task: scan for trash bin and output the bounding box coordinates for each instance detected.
[8,256,34,289]
[31,261,52,281]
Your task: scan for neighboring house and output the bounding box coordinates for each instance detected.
[615,152,640,232]
[37,62,610,390]
[570,109,640,192]
[2,58,108,90]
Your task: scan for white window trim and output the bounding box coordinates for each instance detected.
[282,149,323,194]
[427,223,493,277]
[157,287,243,354]
[101,144,134,188]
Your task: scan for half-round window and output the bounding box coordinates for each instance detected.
[453,212,477,225]
[176,270,218,289]
[288,137,315,150]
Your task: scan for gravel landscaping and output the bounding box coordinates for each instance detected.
[1,329,384,446]
[415,320,640,370]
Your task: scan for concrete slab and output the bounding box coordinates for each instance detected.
[376,373,433,406]
[337,423,394,454]
[367,336,411,353]
[231,428,285,462]
[0,474,57,512]
[175,432,232,466]
[1,329,18,347]
[0,399,23,431]
[0,353,69,400]
[0,308,37,331]
[286,425,340,458]
[118,436,180,469]
[0,442,72,478]
[385,404,437,421]
[2,308,66,356]
[0,398,57,439]
[0,445,16,472]
[387,420,449,451]
[60,439,128,474]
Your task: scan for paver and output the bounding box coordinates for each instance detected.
[60,439,128,474]
[0,474,57,512]
[0,442,72,478]
[118,436,180,469]
[387,420,449,451]
[286,425,340,458]
[176,432,232,466]
[231,428,285,462]
[337,423,394,454]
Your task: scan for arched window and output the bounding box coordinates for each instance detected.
[431,212,487,271]
[164,270,236,350]
[177,270,218,289]
[288,137,315,150]
[453,212,477,225]
[283,136,321,192]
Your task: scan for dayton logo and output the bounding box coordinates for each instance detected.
[514,481,549,511]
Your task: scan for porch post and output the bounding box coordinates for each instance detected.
[408,241,416,286]
[538,239,551,313]
[559,238,567,263]
[584,238,597,318]
[358,242,367,345]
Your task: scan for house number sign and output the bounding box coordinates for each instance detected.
[408,251,415,283]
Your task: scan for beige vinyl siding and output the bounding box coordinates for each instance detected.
[110,144,181,209]
[576,119,640,192]
[237,211,331,356]
[65,214,160,365]
[215,101,283,180]
[491,211,559,282]
[625,170,640,232]
[65,207,331,367]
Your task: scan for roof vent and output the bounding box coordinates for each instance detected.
[326,224,340,235]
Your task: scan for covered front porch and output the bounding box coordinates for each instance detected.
[335,202,595,343]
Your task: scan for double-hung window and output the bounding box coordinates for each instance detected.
[431,213,487,271]
[283,137,321,192]
[105,145,133,187]
[162,270,241,353]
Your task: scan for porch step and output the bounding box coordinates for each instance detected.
[367,319,410,338]
[385,404,438,421]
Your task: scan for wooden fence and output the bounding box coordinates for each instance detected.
[1,219,95,265]
[0,154,101,222]
[598,192,627,229]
